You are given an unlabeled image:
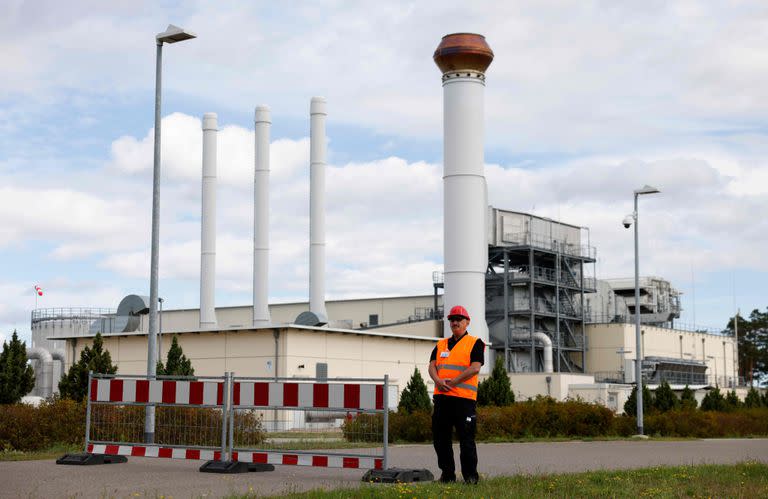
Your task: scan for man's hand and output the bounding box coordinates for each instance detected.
[435,378,451,392]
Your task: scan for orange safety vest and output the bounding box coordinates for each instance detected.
[434,334,479,400]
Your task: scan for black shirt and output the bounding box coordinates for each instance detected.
[429,332,485,365]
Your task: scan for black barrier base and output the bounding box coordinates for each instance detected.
[56,453,128,466]
[362,467,434,483]
[199,460,276,474]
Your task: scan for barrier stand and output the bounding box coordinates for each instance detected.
[58,372,229,467]
[226,374,429,481]
[57,371,432,481]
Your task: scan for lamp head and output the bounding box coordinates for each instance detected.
[634,185,660,196]
[157,24,196,44]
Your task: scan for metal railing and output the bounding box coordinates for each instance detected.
[585,314,733,336]
[501,232,597,260]
[31,307,115,324]
[491,265,597,291]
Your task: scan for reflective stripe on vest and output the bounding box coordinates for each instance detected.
[434,334,479,401]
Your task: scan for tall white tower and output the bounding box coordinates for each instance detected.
[434,33,494,351]
[253,106,272,326]
[200,112,218,328]
[309,97,329,322]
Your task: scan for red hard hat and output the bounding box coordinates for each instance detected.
[447,305,470,320]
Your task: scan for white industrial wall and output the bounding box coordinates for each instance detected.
[585,323,738,385]
[65,327,437,396]
[143,295,440,334]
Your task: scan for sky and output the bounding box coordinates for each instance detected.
[2,1,767,346]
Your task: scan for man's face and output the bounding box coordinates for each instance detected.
[449,316,469,337]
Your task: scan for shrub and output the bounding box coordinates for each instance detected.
[725,390,742,411]
[476,397,613,439]
[0,397,85,451]
[389,410,432,442]
[0,331,35,404]
[623,384,653,416]
[477,357,514,407]
[653,379,679,412]
[59,333,117,402]
[680,385,698,410]
[701,387,726,411]
[397,368,431,413]
[744,387,763,408]
[156,336,194,376]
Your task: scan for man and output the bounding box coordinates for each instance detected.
[428,305,485,484]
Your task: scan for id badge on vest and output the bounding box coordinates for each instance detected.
[440,351,450,358]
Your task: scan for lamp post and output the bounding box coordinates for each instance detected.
[146,24,196,444]
[623,184,660,436]
[707,355,717,387]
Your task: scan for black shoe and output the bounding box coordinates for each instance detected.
[439,473,456,483]
[464,474,480,484]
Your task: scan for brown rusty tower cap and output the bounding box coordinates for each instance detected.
[433,33,494,73]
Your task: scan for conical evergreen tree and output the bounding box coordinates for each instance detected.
[725,390,741,411]
[398,367,431,413]
[156,336,194,376]
[744,387,763,408]
[477,357,514,407]
[0,330,35,404]
[58,333,117,402]
[623,383,653,415]
[700,387,726,411]
[653,379,679,412]
[680,385,698,410]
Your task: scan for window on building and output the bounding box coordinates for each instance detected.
[369,314,379,326]
[316,363,328,381]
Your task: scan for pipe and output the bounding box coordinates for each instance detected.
[434,34,494,372]
[51,348,66,394]
[200,113,218,329]
[510,331,553,373]
[309,97,328,322]
[26,347,53,398]
[253,106,272,326]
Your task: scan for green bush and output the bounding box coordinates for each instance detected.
[0,397,85,451]
[156,335,194,376]
[680,385,698,410]
[59,333,117,402]
[624,384,653,416]
[744,387,763,408]
[701,387,727,411]
[397,368,431,413]
[477,357,514,407]
[725,390,742,411]
[653,380,679,412]
[476,397,613,439]
[0,331,35,404]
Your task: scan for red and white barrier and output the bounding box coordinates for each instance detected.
[233,451,383,470]
[232,381,383,410]
[88,444,223,461]
[90,378,224,405]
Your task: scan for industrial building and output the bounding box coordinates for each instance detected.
[28,33,742,411]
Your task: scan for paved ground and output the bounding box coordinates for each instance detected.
[2,439,767,498]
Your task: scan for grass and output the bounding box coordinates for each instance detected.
[0,443,81,462]
[224,462,768,498]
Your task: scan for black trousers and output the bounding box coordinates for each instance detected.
[432,395,478,480]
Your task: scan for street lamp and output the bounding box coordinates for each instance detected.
[146,24,196,444]
[623,184,660,436]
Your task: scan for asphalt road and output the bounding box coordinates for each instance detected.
[2,439,767,498]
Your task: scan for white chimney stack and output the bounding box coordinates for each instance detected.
[253,105,271,327]
[434,34,493,355]
[200,112,218,328]
[309,97,328,322]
